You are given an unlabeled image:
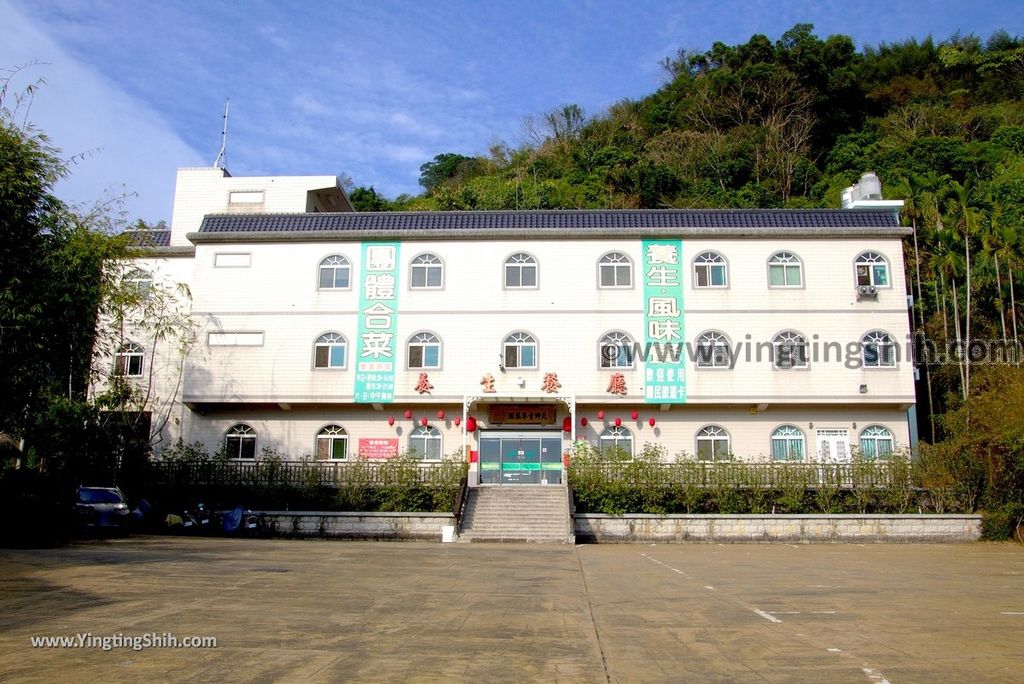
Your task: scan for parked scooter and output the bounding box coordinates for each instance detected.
[219,506,265,537]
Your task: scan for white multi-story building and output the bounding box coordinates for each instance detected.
[119,166,913,486]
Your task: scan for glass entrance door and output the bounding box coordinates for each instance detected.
[479,432,563,485]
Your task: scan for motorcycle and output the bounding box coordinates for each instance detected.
[219,506,266,537]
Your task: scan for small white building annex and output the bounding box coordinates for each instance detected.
[116,166,914,486]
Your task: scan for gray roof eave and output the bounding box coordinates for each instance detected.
[187,226,912,244]
[127,245,196,257]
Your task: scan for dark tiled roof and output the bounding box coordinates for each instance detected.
[198,208,899,235]
[123,229,171,247]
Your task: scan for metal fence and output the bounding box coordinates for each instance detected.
[568,460,911,489]
[146,459,468,488]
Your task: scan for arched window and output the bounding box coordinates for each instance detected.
[409,425,442,460]
[318,255,351,289]
[855,251,889,287]
[224,424,256,460]
[695,331,731,368]
[773,331,808,369]
[693,251,727,288]
[503,331,537,369]
[504,253,537,288]
[768,252,802,287]
[862,331,896,367]
[696,425,731,462]
[859,425,894,461]
[771,425,805,462]
[124,268,152,296]
[598,426,634,456]
[114,342,144,377]
[314,333,348,369]
[408,332,441,369]
[411,253,443,289]
[599,331,635,369]
[598,252,632,288]
[316,425,348,461]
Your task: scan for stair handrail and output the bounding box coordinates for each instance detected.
[453,474,470,533]
[565,483,576,540]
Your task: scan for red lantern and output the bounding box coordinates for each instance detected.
[466,416,477,432]
[614,417,622,427]
[580,417,588,426]
[562,416,572,432]
[597,410,605,420]
[631,409,639,420]
[437,409,445,420]
[648,417,656,427]
[454,416,461,427]
[404,409,412,419]
[420,416,428,427]
[387,416,395,426]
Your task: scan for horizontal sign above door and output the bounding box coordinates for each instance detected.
[487,404,557,425]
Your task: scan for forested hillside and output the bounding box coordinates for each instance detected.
[351,26,1024,507]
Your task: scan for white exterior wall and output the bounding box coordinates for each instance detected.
[168,167,346,247]
[182,237,914,405]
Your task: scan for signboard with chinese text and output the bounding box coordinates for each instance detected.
[642,239,686,403]
[354,242,400,402]
[358,438,400,459]
[487,405,557,425]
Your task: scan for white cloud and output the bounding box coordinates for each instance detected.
[0,0,204,223]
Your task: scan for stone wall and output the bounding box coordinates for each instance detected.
[575,514,982,543]
[263,511,454,540]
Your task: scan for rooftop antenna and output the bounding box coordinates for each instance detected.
[213,98,229,170]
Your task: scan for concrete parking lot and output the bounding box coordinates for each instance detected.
[1,538,1022,682]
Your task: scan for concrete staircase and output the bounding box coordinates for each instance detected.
[458,486,573,543]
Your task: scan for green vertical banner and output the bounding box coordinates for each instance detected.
[355,242,400,403]
[642,239,686,403]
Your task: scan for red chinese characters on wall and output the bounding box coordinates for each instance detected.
[607,372,627,396]
[480,373,496,393]
[414,373,433,394]
[541,372,561,393]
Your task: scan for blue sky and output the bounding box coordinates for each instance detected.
[2,0,1020,223]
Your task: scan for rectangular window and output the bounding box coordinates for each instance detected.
[209,332,264,346]
[873,265,888,286]
[214,252,251,268]
[330,346,346,367]
[228,190,265,204]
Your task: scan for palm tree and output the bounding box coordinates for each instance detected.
[930,228,967,399]
[895,174,928,329]
[980,207,1008,343]
[945,178,988,398]
[894,174,938,440]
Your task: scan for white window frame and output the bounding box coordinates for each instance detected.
[114,342,144,377]
[696,425,731,462]
[693,251,728,288]
[224,424,257,460]
[409,425,442,461]
[318,255,352,290]
[314,332,348,369]
[859,425,895,461]
[408,332,442,369]
[504,253,538,289]
[773,330,809,369]
[695,330,732,368]
[598,426,634,456]
[598,252,633,288]
[316,425,349,461]
[855,251,890,288]
[767,251,803,288]
[410,253,444,289]
[770,425,806,462]
[599,331,635,369]
[862,330,897,368]
[502,331,538,369]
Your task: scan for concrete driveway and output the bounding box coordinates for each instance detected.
[1,538,1022,682]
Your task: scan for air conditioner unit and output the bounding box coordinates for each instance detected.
[857,285,877,296]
